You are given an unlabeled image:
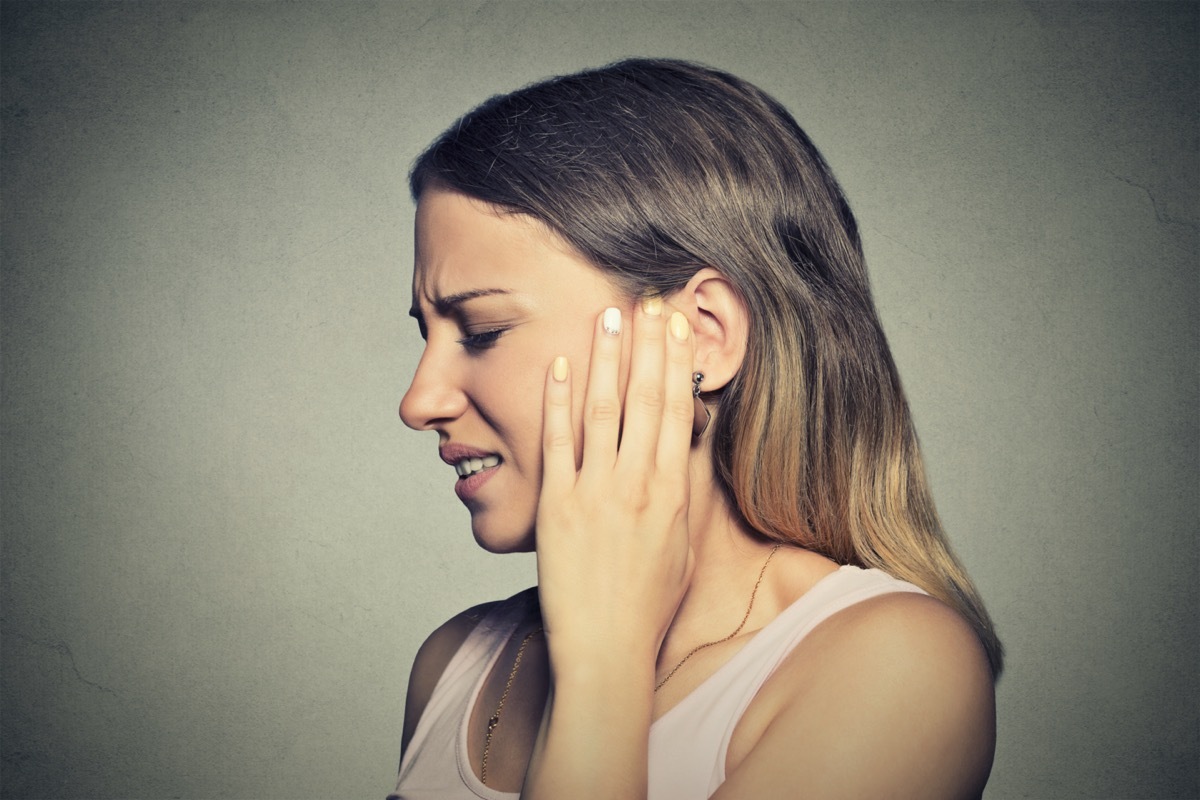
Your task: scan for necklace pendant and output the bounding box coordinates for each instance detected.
[487,715,500,731]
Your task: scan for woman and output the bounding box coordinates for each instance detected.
[390,58,1002,799]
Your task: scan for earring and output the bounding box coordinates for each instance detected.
[692,372,711,438]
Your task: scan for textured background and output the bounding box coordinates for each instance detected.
[2,2,1196,798]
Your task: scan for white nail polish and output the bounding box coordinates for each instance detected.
[602,307,622,335]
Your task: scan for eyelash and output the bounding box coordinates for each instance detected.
[457,328,505,353]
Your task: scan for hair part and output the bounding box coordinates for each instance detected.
[410,58,1003,677]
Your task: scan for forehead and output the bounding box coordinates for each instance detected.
[412,189,600,306]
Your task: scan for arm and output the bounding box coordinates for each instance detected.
[523,653,657,799]
[714,592,996,800]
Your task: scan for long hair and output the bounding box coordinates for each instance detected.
[410,58,1003,677]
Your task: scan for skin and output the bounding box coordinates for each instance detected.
[400,188,996,798]
[401,188,628,553]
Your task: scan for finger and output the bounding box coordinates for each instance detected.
[580,306,624,475]
[540,355,576,498]
[656,311,697,468]
[616,295,668,472]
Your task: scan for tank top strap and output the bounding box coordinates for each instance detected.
[393,589,537,800]
[648,566,928,799]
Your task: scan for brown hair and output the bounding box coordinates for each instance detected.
[410,58,1003,676]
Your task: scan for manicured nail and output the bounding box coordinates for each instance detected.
[669,311,690,341]
[641,296,663,317]
[552,356,569,382]
[602,307,622,335]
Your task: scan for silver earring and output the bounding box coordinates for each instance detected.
[692,372,711,438]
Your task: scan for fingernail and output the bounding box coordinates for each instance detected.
[602,307,622,335]
[552,356,569,382]
[641,296,663,316]
[669,311,690,341]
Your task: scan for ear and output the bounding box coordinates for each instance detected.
[665,268,748,392]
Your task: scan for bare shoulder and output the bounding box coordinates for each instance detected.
[400,588,537,754]
[723,591,996,799]
[800,590,995,691]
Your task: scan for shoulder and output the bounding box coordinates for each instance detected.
[724,588,995,799]
[400,587,538,753]
[800,587,993,685]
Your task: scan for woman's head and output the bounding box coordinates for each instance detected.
[411,60,883,553]
[409,58,1002,675]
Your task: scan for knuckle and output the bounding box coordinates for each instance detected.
[632,384,665,411]
[586,399,621,424]
[624,479,651,510]
[666,398,694,424]
[544,431,573,451]
[640,330,665,346]
[590,345,621,372]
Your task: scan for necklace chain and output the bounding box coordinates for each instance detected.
[478,542,784,782]
[654,543,782,693]
[480,627,540,786]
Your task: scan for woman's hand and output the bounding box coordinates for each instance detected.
[537,297,696,673]
[523,297,696,798]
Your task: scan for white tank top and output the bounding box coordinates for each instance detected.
[389,566,927,800]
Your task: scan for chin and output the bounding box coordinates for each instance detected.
[470,516,537,554]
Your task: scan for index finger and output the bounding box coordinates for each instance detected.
[540,355,576,499]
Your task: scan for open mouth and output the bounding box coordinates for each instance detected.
[454,455,501,479]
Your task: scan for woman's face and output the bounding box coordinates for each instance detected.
[400,188,631,553]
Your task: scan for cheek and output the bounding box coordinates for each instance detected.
[508,361,554,441]
[473,343,573,473]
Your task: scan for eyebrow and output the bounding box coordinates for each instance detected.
[408,288,513,321]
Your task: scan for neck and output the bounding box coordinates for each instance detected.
[660,449,840,666]
[658,455,786,659]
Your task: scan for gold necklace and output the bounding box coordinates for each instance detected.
[480,626,540,786]
[479,544,783,780]
[654,543,782,693]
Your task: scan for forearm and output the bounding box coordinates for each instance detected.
[522,657,655,800]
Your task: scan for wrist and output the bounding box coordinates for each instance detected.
[551,652,655,694]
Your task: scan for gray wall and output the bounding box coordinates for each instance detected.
[2,2,1195,798]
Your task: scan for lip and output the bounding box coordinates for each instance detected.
[453,463,500,504]
[439,443,497,466]
[439,443,503,505]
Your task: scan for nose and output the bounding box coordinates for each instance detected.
[399,347,469,431]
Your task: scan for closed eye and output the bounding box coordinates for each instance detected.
[457,328,505,353]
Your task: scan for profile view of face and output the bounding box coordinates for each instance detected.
[400,189,629,552]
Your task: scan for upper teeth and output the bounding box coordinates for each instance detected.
[456,455,500,477]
